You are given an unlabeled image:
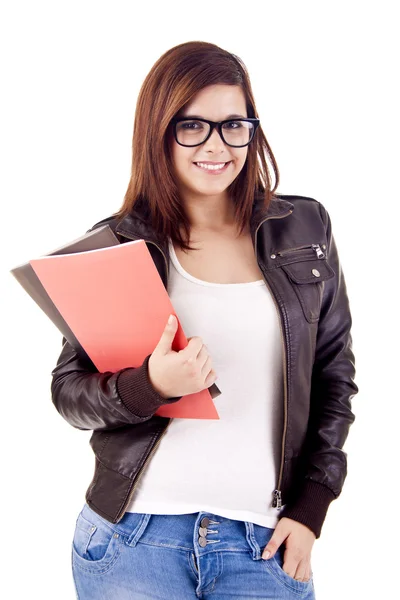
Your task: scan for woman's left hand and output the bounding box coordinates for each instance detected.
[261,517,316,582]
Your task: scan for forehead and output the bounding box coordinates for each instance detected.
[180,84,247,120]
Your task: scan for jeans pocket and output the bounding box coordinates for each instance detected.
[253,524,313,597]
[72,507,123,574]
[267,547,313,595]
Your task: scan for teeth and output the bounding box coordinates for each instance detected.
[196,162,227,171]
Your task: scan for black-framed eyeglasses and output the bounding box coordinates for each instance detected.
[170,117,260,148]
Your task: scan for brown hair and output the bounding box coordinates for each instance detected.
[112,40,280,251]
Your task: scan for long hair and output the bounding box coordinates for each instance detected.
[112,41,280,251]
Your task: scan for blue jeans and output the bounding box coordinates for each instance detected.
[72,503,316,599]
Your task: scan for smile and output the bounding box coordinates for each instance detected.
[193,161,232,173]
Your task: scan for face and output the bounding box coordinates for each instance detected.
[169,84,249,202]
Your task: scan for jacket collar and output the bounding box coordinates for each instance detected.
[115,193,294,247]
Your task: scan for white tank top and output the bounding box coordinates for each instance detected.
[125,237,285,527]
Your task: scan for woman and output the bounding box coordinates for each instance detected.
[51,41,358,599]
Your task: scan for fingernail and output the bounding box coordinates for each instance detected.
[168,315,173,324]
[262,551,270,560]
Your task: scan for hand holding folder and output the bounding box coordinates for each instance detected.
[12,228,220,419]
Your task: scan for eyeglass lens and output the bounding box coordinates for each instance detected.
[175,120,254,147]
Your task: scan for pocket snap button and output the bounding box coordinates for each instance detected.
[312,269,320,277]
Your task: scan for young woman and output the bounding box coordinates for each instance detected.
[51,41,358,599]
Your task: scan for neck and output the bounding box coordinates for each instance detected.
[179,190,236,231]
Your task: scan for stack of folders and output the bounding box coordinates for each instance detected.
[10,225,220,419]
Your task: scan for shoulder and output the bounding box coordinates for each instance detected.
[275,193,329,226]
[85,214,126,242]
[87,215,119,232]
[275,193,324,211]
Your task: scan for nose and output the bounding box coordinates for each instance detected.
[203,125,226,151]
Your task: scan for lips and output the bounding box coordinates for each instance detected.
[193,161,231,166]
[193,161,232,173]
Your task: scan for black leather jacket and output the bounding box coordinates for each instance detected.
[50,194,358,539]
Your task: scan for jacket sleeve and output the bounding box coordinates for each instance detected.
[50,337,181,431]
[279,202,359,538]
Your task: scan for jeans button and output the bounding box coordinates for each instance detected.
[200,517,210,528]
[198,536,207,547]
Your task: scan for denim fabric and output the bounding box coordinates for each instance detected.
[72,503,316,599]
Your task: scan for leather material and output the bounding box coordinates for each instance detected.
[50,192,358,537]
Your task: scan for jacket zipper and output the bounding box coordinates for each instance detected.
[115,421,172,522]
[277,243,325,259]
[254,208,293,510]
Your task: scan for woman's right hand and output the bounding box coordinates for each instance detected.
[148,314,218,399]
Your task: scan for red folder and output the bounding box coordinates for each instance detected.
[30,239,220,419]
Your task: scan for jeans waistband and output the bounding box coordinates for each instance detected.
[81,504,273,560]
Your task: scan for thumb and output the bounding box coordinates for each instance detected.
[262,530,285,560]
[156,314,178,354]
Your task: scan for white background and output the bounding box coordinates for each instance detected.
[1,1,399,598]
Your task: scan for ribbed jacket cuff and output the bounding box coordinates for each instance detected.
[116,354,182,418]
[278,479,336,539]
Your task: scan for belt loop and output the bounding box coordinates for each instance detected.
[245,521,261,560]
[127,513,151,547]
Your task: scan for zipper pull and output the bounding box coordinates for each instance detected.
[272,489,282,509]
[312,244,325,259]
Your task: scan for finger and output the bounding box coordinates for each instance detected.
[204,369,217,387]
[262,531,287,559]
[301,561,312,582]
[156,314,178,354]
[184,337,204,360]
[187,349,212,382]
[195,341,207,358]
[189,343,208,368]
[179,346,199,365]
[293,559,309,582]
[201,356,213,379]
[200,353,212,376]
[283,561,298,580]
[282,548,299,579]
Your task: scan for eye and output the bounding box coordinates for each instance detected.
[222,120,243,129]
[177,120,204,131]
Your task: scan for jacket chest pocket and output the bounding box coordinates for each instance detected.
[273,244,335,323]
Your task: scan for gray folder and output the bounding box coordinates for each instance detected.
[10,225,120,350]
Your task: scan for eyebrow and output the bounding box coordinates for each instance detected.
[181,113,247,120]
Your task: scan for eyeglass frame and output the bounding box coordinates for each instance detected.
[170,117,260,148]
